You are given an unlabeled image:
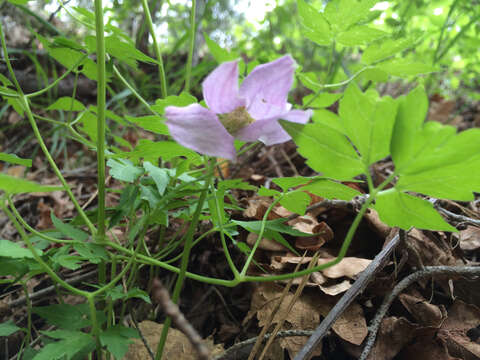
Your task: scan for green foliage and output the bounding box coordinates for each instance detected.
[0,239,37,258]
[33,330,94,360]
[100,325,139,360]
[0,321,23,336]
[0,174,63,194]
[0,153,32,167]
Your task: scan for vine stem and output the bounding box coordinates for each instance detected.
[140,0,168,98]
[184,0,196,92]
[155,159,216,360]
[94,0,107,284]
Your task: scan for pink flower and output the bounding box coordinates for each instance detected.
[165,55,312,160]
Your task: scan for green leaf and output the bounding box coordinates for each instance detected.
[33,304,93,331]
[73,243,109,264]
[0,321,22,336]
[125,115,168,135]
[297,0,332,46]
[47,97,85,111]
[339,84,397,165]
[375,189,456,231]
[324,0,379,33]
[107,158,144,183]
[302,179,361,200]
[311,109,344,132]
[362,37,415,64]
[204,33,238,63]
[280,121,364,179]
[298,72,322,92]
[112,140,201,163]
[0,239,37,258]
[0,173,63,194]
[392,86,480,201]
[33,330,94,360]
[302,92,342,108]
[51,213,89,241]
[217,179,257,192]
[273,177,312,191]
[337,25,387,46]
[143,162,170,195]
[376,59,438,77]
[258,187,281,197]
[151,93,197,115]
[280,191,311,215]
[0,153,32,167]
[8,0,30,5]
[77,110,98,144]
[100,325,139,360]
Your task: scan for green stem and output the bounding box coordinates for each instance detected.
[436,15,478,62]
[155,158,214,360]
[184,0,196,92]
[433,0,460,64]
[140,0,168,98]
[87,295,102,356]
[21,282,32,344]
[94,0,107,285]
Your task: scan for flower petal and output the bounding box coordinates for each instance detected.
[239,55,295,119]
[165,104,236,160]
[202,60,245,114]
[235,109,313,146]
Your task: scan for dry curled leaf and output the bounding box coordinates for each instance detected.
[317,257,371,279]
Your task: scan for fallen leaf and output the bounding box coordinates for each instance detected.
[319,279,352,296]
[399,293,445,327]
[247,233,287,251]
[459,226,480,251]
[317,257,371,279]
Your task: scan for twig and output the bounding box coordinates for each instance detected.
[293,231,400,360]
[359,265,480,360]
[130,307,155,360]
[437,206,480,227]
[151,279,210,360]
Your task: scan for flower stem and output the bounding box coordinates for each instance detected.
[184,0,196,92]
[140,0,168,98]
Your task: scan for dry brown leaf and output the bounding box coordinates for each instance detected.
[310,271,327,285]
[330,302,367,345]
[319,279,352,296]
[399,337,461,360]
[317,257,371,279]
[123,320,222,360]
[247,233,287,251]
[459,226,480,251]
[428,96,456,123]
[399,293,445,327]
[7,165,26,177]
[407,229,456,266]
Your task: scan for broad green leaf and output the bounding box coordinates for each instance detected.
[151,93,197,115]
[311,109,344,132]
[217,179,257,191]
[0,239,37,258]
[0,321,22,336]
[47,97,85,111]
[33,304,92,331]
[376,59,437,77]
[33,330,94,360]
[0,153,32,167]
[100,325,139,360]
[302,179,361,200]
[324,0,378,33]
[258,187,281,197]
[106,285,151,303]
[0,173,63,194]
[375,189,456,231]
[51,213,89,241]
[204,33,238,63]
[298,72,323,92]
[112,140,200,163]
[107,158,144,183]
[280,191,311,215]
[280,121,364,179]
[297,0,332,46]
[125,115,168,135]
[8,0,30,4]
[302,92,342,108]
[339,84,397,165]
[273,177,312,191]
[337,25,387,46]
[361,68,389,82]
[362,37,415,64]
[143,162,170,195]
[73,243,109,264]
[0,258,29,277]
[77,111,98,143]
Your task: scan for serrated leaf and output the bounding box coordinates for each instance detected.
[47,97,85,111]
[0,153,32,167]
[0,239,37,258]
[73,243,109,264]
[0,321,22,336]
[392,86,480,201]
[324,0,379,33]
[51,213,89,241]
[375,189,456,231]
[151,93,197,115]
[339,84,397,165]
[125,115,168,135]
[33,304,92,331]
[107,158,144,183]
[143,162,170,195]
[0,173,63,194]
[204,33,238,63]
[100,325,139,360]
[312,109,344,132]
[302,179,361,200]
[297,0,332,45]
[362,37,415,64]
[376,59,438,77]
[273,177,312,191]
[280,191,311,215]
[33,330,94,360]
[280,121,364,179]
[337,25,387,46]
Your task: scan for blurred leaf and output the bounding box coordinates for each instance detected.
[376,59,438,77]
[47,97,85,111]
[100,325,139,360]
[324,0,379,33]
[362,37,415,64]
[0,173,63,194]
[280,191,311,215]
[0,239,38,258]
[33,329,94,360]
[51,213,89,241]
[204,33,238,63]
[297,0,332,45]
[152,93,197,115]
[143,162,170,195]
[125,115,168,135]
[0,153,32,167]
[107,158,144,183]
[0,321,22,336]
[337,25,387,46]
[302,92,342,108]
[33,304,92,331]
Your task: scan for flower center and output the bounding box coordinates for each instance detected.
[218,106,255,135]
